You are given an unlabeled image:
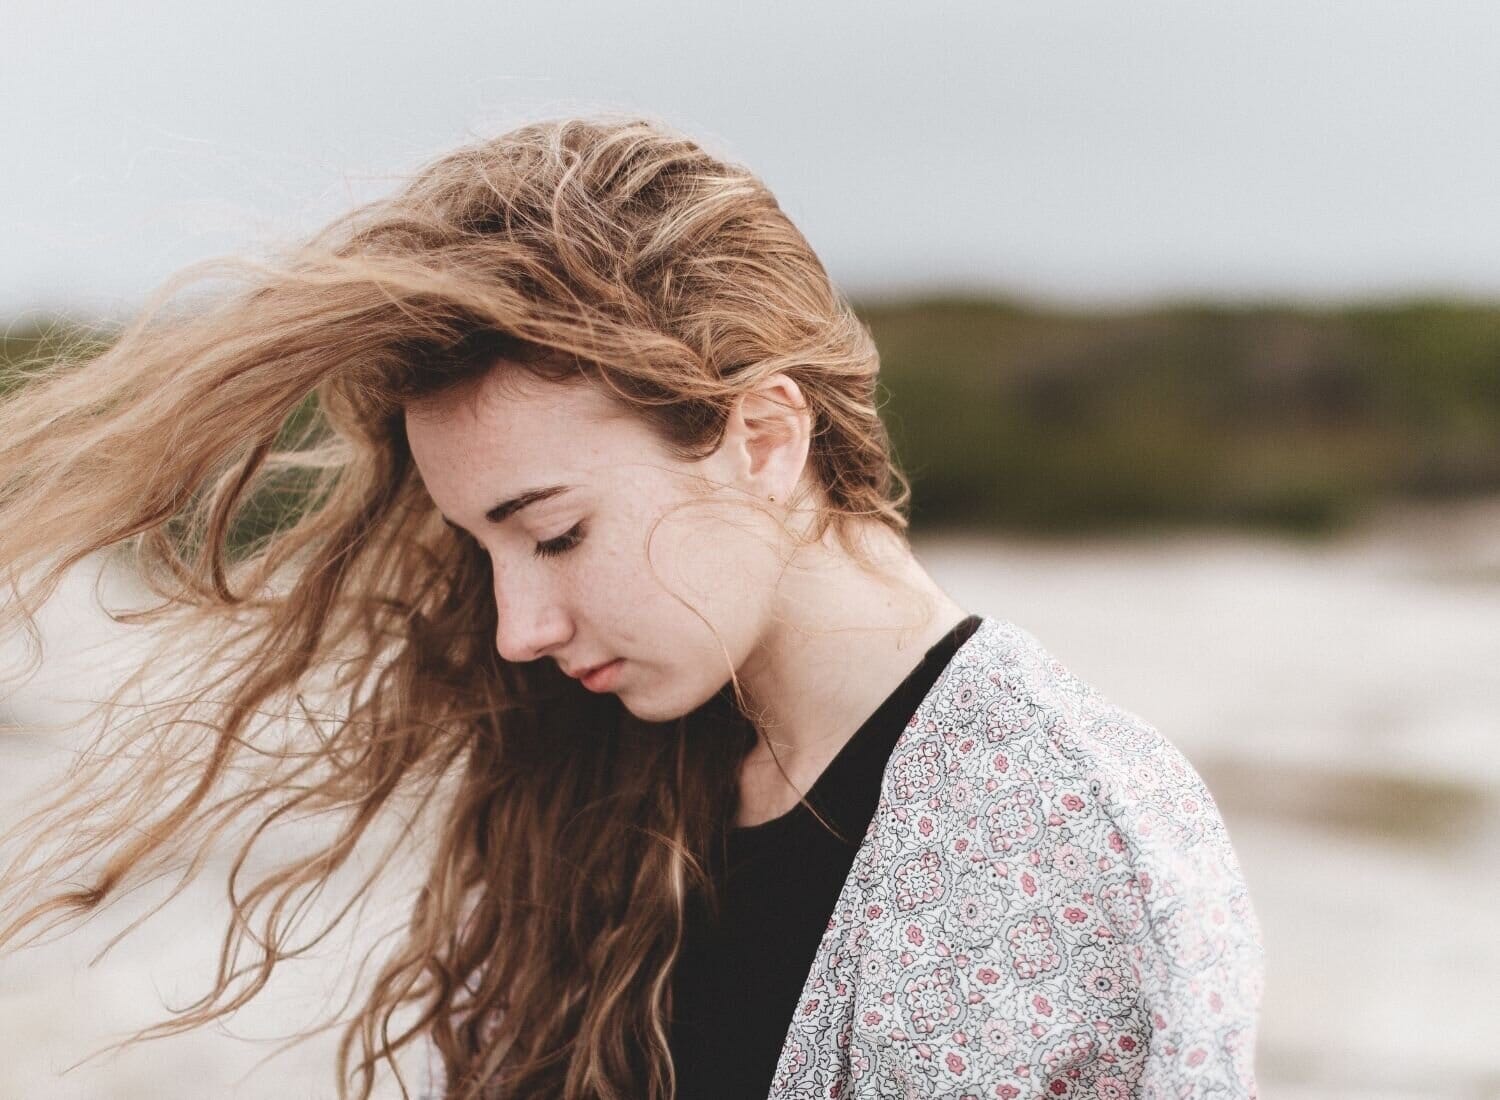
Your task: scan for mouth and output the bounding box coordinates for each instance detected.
[576,658,624,692]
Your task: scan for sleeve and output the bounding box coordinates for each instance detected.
[1095,745,1265,1098]
[1046,673,1267,1099]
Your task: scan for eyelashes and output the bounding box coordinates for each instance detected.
[447,519,586,561]
[533,521,586,560]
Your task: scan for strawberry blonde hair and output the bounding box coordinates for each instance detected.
[0,116,912,1098]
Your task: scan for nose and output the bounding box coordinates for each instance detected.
[491,565,571,664]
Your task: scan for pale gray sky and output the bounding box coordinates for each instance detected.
[4,0,1499,316]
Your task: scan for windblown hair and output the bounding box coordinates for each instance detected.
[0,116,911,1099]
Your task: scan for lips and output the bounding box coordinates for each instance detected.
[568,660,613,680]
[578,658,623,693]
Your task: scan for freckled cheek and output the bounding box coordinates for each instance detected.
[642,512,779,615]
[559,525,648,609]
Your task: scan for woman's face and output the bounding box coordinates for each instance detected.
[403,368,792,723]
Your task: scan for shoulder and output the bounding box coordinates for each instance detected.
[897,615,1256,905]
[873,615,1264,1094]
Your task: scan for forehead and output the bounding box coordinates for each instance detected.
[402,368,661,511]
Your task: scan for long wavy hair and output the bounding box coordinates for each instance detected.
[0,116,913,1099]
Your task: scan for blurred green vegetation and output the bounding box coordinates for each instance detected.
[5,298,1499,538]
[861,297,1500,535]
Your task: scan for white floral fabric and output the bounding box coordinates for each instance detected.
[765,615,1265,1099]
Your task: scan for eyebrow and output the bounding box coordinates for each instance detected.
[440,484,574,532]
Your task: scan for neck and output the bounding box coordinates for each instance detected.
[732,522,969,825]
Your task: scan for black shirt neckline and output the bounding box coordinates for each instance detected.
[728,612,983,848]
[667,612,985,1100]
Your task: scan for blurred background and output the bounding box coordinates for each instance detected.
[3,1,1498,1097]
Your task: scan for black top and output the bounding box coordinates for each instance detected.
[668,613,983,1100]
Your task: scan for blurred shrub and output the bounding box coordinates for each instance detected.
[862,297,1500,534]
[5,300,1499,537]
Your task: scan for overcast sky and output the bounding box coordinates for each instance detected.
[5,0,1499,316]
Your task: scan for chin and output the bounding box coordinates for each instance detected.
[618,678,722,726]
[619,693,687,724]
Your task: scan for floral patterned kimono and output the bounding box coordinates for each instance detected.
[763,616,1264,1098]
[424,615,1265,1098]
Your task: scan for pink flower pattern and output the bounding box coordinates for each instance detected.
[765,616,1265,1099]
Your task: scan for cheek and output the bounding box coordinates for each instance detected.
[641,502,782,622]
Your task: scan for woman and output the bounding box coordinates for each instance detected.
[0,116,1264,1099]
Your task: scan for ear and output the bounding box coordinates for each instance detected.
[718,372,812,501]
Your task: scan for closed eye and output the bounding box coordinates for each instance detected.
[533,521,586,560]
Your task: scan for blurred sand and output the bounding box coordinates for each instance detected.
[3,497,1498,1099]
